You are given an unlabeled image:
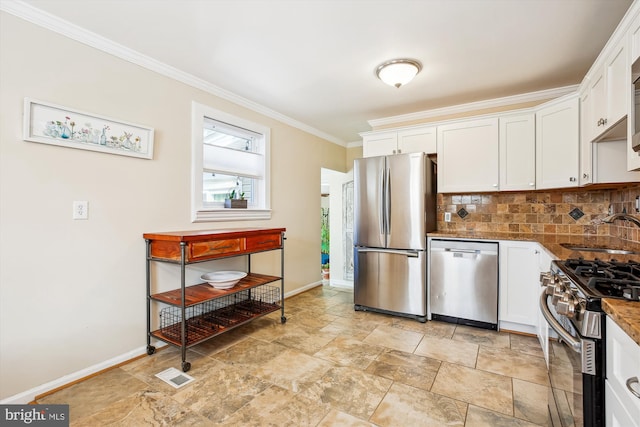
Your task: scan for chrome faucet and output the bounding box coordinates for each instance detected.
[598,213,640,228]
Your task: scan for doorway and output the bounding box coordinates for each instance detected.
[320,168,354,288]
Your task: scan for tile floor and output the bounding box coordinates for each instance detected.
[38,285,551,426]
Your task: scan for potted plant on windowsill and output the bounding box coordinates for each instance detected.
[224,190,247,209]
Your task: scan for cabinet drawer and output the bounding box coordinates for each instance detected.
[190,239,242,260]
[246,233,282,251]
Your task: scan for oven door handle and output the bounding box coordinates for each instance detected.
[539,291,582,353]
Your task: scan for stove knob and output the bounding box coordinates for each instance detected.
[540,272,552,287]
[556,293,578,318]
[551,279,566,304]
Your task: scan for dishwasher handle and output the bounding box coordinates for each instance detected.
[430,240,498,256]
[444,248,480,254]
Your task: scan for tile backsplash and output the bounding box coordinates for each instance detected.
[437,183,640,243]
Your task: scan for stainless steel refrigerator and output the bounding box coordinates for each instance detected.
[353,152,436,322]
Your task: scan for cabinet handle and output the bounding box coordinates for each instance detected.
[627,377,640,399]
[397,149,402,154]
[493,183,498,188]
[597,118,607,127]
[583,173,589,179]
[392,149,397,154]
[569,177,577,182]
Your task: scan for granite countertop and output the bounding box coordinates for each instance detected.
[428,231,640,346]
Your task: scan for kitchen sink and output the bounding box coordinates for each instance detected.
[559,243,639,255]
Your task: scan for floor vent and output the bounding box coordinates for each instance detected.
[155,367,195,389]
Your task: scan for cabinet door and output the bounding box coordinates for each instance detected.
[606,382,639,427]
[580,90,594,185]
[591,39,628,143]
[499,114,535,191]
[398,126,436,154]
[535,96,580,189]
[499,241,539,332]
[362,131,398,157]
[606,40,628,128]
[630,16,640,172]
[606,316,640,425]
[630,94,640,171]
[437,117,499,193]
[589,70,606,142]
[536,246,554,366]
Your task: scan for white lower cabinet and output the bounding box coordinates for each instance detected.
[606,316,640,427]
[498,241,545,334]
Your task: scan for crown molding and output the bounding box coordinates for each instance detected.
[0,0,346,146]
[367,85,579,128]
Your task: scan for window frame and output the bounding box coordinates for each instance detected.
[191,101,271,222]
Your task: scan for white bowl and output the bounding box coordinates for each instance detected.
[201,271,247,289]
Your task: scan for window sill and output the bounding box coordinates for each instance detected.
[192,208,272,222]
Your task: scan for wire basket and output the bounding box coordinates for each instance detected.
[159,285,280,344]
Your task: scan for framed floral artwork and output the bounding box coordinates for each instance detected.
[23,98,155,160]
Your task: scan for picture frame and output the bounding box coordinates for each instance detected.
[23,98,155,160]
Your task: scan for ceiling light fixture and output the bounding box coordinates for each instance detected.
[375,58,422,88]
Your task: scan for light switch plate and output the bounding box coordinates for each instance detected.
[444,212,451,222]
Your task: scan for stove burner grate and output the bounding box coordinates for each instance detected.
[560,258,640,301]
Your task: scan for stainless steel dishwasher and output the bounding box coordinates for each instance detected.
[429,239,499,330]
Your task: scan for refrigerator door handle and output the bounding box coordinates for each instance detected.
[386,166,391,236]
[356,247,419,257]
[379,168,386,236]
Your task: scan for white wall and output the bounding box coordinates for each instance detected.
[0,12,346,401]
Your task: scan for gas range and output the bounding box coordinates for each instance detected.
[540,257,640,427]
[541,258,640,339]
[556,258,640,302]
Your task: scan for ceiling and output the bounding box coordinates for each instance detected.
[10,0,635,144]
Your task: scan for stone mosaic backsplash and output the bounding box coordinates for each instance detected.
[437,183,640,243]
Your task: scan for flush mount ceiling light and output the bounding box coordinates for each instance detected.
[375,59,422,88]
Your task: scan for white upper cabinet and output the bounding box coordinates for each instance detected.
[580,89,594,185]
[361,125,436,158]
[535,95,580,189]
[362,131,398,157]
[437,118,499,193]
[499,114,536,191]
[397,126,437,154]
[629,12,640,171]
[589,38,628,142]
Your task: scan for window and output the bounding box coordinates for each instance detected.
[191,102,270,221]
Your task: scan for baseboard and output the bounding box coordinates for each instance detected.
[498,320,537,336]
[0,346,150,404]
[284,281,322,298]
[2,280,321,404]
[328,279,353,289]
